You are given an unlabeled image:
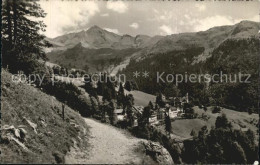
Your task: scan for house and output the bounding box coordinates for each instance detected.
[149,114,159,125]
[156,108,165,120]
[169,110,178,119]
[171,93,189,112]
[133,106,144,115]
[170,106,178,111]
[115,109,125,121]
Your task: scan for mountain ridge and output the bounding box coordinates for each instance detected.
[46,20,259,73]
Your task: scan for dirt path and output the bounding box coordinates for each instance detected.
[65,118,153,164]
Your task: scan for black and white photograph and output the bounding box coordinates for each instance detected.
[0,0,259,164]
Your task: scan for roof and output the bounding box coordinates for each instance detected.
[115,109,124,114]
[133,106,144,112]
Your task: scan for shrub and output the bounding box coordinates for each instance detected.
[43,80,91,116]
[212,106,221,113]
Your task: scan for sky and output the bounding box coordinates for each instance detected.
[39,0,259,38]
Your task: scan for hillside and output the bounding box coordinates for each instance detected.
[46,21,259,73]
[65,118,157,164]
[157,106,258,141]
[0,70,89,163]
[119,21,259,112]
[47,43,140,72]
[124,89,156,107]
[48,25,153,50]
[133,21,259,61]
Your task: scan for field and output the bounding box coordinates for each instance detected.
[1,70,89,163]
[157,106,258,142]
[124,89,156,107]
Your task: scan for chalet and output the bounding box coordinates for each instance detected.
[149,114,159,125]
[115,109,125,121]
[171,93,189,112]
[156,108,165,120]
[133,106,144,115]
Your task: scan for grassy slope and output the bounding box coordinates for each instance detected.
[124,88,258,141]
[124,89,156,107]
[1,70,89,163]
[157,106,258,141]
[47,46,140,73]
[126,89,258,141]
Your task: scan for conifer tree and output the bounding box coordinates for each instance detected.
[2,0,51,70]
[125,94,134,126]
[165,114,172,137]
[117,82,125,107]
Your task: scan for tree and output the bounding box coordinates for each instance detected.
[142,105,151,125]
[100,100,110,123]
[148,101,154,110]
[165,114,172,137]
[125,80,133,91]
[2,0,51,71]
[215,113,232,129]
[125,94,135,127]
[107,79,116,100]
[90,96,99,115]
[156,93,165,108]
[108,100,117,125]
[183,103,196,119]
[117,82,125,107]
[190,129,197,137]
[212,106,221,113]
[164,85,180,98]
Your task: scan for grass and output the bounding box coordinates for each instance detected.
[0,70,89,163]
[157,106,258,141]
[124,89,156,107]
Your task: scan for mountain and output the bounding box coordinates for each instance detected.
[118,21,259,112]
[46,25,156,72]
[48,25,154,50]
[50,25,120,49]
[47,42,141,72]
[131,21,259,62]
[46,21,259,73]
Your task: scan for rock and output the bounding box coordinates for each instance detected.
[1,125,29,151]
[14,129,21,138]
[19,128,27,140]
[23,117,37,134]
[142,141,174,165]
[52,151,64,164]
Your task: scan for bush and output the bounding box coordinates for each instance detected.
[212,106,221,113]
[43,80,91,116]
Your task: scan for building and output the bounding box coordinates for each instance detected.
[115,109,125,121]
[133,106,144,115]
[156,108,165,120]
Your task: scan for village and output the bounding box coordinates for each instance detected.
[113,91,190,127]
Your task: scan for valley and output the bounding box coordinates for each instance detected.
[2,0,259,164]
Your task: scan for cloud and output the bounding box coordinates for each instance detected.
[107,1,128,13]
[148,10,174,22]
[129,23,139,29]
[195,4,206,12]
[101,13,109,17]
[153,9,159,14]
[193,15,235,32]
[184,14,191,20]
[39,1,99,38]
[250,15,259,22]
[159,25,173,35]
[104,28,120,34]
